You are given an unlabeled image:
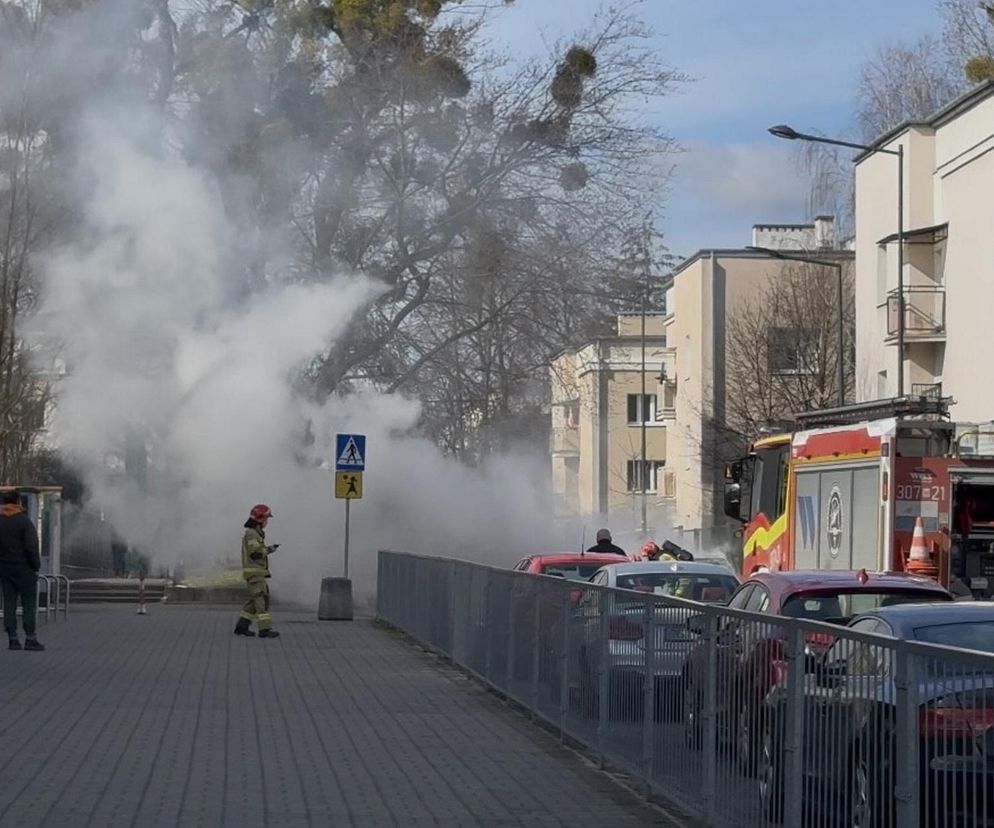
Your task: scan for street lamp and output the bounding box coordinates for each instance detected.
[746,246,846,406]
[768,124,905,396]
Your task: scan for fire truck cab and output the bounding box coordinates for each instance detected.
[724,397,994,599]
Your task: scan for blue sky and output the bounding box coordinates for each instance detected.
[480,0,946,259]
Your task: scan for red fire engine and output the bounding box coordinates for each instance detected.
[724,397,994,599]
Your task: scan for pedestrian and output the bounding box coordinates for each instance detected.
[233,503,281,639]
[0,489,44,651]
[586,528,627,556]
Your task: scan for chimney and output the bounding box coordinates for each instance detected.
[814,215,835,250]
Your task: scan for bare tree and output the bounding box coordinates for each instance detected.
[724,263,855,444]
[941,0,994,82]
[797,30,967,244]
[856,36,966,142]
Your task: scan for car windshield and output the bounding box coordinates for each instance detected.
[914,621,994,654]
[614,573,738,603]
[542,563,605,580]
[781,590,944,622]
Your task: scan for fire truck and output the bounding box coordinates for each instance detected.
[724,397,994,599]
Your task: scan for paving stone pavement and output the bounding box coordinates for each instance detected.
[0,606,683,828]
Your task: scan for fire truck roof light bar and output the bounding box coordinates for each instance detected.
[794,395,952,428]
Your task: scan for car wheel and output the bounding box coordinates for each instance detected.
[736,696,760,775]
[758,722,783,823]
[849,740,893,828]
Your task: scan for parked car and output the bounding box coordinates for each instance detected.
[512,552,630,579]
[759,602,994,826]
[572,561,740,718]
[682,569,953,774]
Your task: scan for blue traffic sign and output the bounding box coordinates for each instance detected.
[335,433,366,471]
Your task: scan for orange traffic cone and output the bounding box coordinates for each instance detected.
[905,516,938,578]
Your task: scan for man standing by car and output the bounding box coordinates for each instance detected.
[586,528,627,556]
[0,489,43,651]
[234,503,280,639]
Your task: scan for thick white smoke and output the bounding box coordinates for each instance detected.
[9,5,563,608]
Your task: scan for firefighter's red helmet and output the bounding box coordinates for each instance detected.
[640,541,660,560]
[249,504,274,522]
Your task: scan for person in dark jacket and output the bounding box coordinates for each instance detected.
[0,489,43,651]
[586,528,627,556]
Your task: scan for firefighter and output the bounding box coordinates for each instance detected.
[234,503,281,638]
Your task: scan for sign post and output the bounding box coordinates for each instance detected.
[334,434,365,579]
[320,433,365,621]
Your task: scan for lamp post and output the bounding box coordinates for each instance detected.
[768,125,905,396]
[747,246,846,406]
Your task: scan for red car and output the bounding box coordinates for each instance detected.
[512,552,630,579]
[683,569,953,774]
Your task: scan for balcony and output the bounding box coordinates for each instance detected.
[912,382,943,402]
[550,425,580,456]
[886,286,945,341]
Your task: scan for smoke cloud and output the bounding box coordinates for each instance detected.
[6,0,566,607]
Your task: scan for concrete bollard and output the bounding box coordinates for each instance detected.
[318,577,353,621]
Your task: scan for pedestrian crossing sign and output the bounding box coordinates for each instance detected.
[335,471,363,499]
[335,433,366,471]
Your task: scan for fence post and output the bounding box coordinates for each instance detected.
[894,646,921,827]
[531,578,541,721]
[484,575,494,682]
[596,589,609,767]
[448,560,458,659]
[783,626,806,827]
[505,575,516,702]
[559,589,570,742]
[702,611,719,824]
[641,597,656,797]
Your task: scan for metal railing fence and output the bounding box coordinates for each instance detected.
[0,572,70,626]
[378,551,994,828]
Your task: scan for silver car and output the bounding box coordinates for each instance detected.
[573,562,740,718]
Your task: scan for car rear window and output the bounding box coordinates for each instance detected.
[914,621,994,654]
[542,564,605,580]
[614,573,738,603]
[781,591,947,622]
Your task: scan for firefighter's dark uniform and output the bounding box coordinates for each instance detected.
[239,526,275,632]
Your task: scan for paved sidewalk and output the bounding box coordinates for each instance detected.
[0,606,680,828]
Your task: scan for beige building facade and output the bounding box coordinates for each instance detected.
[854,80,994,419]
[552,221,854,546]
[551,314,674,540]
[666,238,853,542]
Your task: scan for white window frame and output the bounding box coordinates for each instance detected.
[627,393,657,425]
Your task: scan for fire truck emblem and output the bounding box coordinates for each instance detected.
[827,486,843,558]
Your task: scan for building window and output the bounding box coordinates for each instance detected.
[565,401,580,428]
[768,327,819,375]
[662,381,677,411]
[627,460,664,493]
[877,370,888,398]
[627,393,657,424]
[662,470,676,498]
[876,244,888,304]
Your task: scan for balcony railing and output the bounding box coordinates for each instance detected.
[887,285,945,339]
[911,382,943,401]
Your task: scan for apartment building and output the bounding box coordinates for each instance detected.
[550,314,675,539]
[551,220,854,547]
[854,80,994,419]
